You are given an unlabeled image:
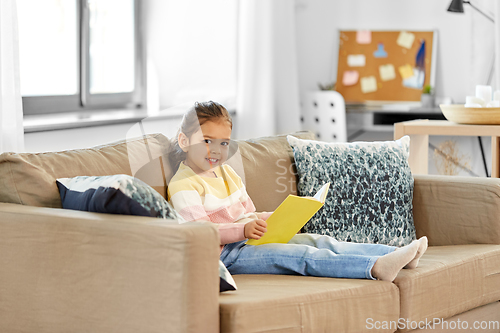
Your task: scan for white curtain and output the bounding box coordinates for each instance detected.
[0,0,24,153]
[496,1,500,90]
[236,0,301,140]
[470,0,496,90]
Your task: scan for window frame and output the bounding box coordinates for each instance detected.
[21,0,144,115]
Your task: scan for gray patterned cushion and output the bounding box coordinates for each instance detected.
[287,135,416,246]
[56,174,183,221]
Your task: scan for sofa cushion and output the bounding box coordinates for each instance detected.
[412,175,500,246]
[0,133,171,208]
[232,131,316,213]
[287,135,416,246]
[414,301,500,333]
[56,174,182,220]
[394,244,500,332]
[219,274,399,333]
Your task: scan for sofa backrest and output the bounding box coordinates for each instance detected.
[0,133,171,208]
[233,131,316,212]
[0,130,315,211]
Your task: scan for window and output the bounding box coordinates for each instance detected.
[18,0,143,115]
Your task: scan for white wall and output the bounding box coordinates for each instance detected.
[295,0,474,103]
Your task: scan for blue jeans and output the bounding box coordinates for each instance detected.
[220,233,396,280]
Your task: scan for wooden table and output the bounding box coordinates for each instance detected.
[394,120,500,177]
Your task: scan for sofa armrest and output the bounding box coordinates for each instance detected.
[0,203,220,333]
[412,175,500,246]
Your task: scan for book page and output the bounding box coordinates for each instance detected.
[312,183,330,203]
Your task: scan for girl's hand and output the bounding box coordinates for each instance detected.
[244,219,267,240]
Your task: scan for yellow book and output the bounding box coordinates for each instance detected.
[246,183,330,245]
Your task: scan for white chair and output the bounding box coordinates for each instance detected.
[301,91,347,142]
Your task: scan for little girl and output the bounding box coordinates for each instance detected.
[167,101,427,282]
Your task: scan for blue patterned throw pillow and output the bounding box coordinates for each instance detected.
[56,174,184,221]
[287,135,416,246]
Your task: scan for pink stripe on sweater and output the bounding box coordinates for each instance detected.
[178,205,210,222]
[207,204,245,224]
[206,196,256,224]
[242,197,256,213]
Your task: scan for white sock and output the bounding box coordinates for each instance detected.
[405,236,428,269]
[371,241,419,282]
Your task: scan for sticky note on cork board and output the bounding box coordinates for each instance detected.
[397,31,415,49]
[356,30,371,44]
[379,64,396,81]
[342,70,359,86]
[360,76,377,93]
[347,54,366,67]
[398,64,414,80]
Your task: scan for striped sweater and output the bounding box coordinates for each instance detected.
[167,162,257,245]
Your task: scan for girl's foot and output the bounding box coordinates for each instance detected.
[405,236,428,269]
[371,241,419,282]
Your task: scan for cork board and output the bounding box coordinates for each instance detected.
[335,30,437,104]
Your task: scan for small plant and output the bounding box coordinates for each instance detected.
[422,84,433,95]
[318,82,336,91]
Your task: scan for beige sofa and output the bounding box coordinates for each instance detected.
[0,131,499,333]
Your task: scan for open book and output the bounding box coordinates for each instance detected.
[246,183,330,246]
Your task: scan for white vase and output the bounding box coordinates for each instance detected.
[421,94,435,108]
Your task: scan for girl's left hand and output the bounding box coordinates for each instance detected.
[244,219,267,240]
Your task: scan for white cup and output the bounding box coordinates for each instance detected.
[476,85,492,104]
[494,90,500,102]
[465,96,485,107]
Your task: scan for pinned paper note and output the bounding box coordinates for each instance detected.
[398,64,413,80]
[373,43,388,58]
[397,31,415,49]
[379,64,396,81]
[403,68,424,89]
[356,30,371,44]
[347,54,366,67]
[360,76,377,93]
[342,70,359,86]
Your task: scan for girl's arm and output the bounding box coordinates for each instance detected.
[256,211,273,221]
[218,223,246,244]
[170,188,262,244]
[219,216,255,244]
[219,216,267,244]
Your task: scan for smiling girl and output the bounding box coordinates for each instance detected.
[168,101,269,246]
[167,101,427,282]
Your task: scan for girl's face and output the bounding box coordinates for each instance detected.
[179,120,232,176]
